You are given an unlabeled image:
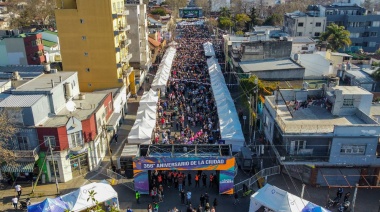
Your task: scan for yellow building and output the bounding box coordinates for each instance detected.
[55,0,135,94]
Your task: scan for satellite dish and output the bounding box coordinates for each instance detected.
[66,100,76,112]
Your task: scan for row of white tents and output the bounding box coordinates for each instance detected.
[250,184,330,212]
[204,43,245,152]
[151,46,177,93]
[127,46,176,144]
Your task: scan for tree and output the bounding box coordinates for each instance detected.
[0,110,17,165]
[320,24,351,52]
[262,14,282,26]
[86,190,120,212]
[218,17,233,30]
[219,7,231,18]
[362,0,373,10]
[9,0,56,28]
[151,8,167,16]
[235,13,251,32]
[249,6,260,27]
[195,0,211,17]
[371,67,380,81]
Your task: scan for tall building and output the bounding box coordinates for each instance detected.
[126,0,152,89]
[55,0,135,93]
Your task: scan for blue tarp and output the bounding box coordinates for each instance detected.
[27,197,69,212]
[302,202,331,212]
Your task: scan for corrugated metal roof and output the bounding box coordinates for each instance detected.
[0,95,44,107]
[345,70,375,84]
[14,72,76,92]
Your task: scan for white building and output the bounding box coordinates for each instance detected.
[289,37,316,54]
[211,0,231,12]
[284,10,326,37]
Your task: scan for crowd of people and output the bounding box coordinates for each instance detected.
[152,23,224,147]
[141,21,225,212]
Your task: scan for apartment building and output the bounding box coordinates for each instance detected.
[284,8,326,37]
[55,0,134,94]
[126,0,152,90]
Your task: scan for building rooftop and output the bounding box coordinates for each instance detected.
[289,37,315,44]
[333,85,372,95]
[266,88,373,134]
[239,58,303,73]
[42,39,58,47]
[0,95,45,107]
[0,65,45,79]
[345,70,375,84]
[41,93,108,127]
[13,72,76,93]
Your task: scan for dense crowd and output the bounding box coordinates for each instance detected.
[152,24,222,147]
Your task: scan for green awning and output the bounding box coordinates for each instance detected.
[1,162,35,173]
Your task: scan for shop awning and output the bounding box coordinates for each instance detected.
[107,113,121,128]
[1,161,35,173]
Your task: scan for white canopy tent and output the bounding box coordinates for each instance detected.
[127,117,156,144]
[136,109,156,121]
[249,184,330,212]
[206,56,245,152]
[139,89,159,106]
[203,42,216,57]
[60,182,118,212]
[151,47,176,93]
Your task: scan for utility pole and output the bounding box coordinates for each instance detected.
[249,94,253,145]
[351,183,359,212]
[301,184,305,199]
[252,77,258,147]
[48,139,60,194]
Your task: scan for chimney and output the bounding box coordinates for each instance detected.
[51,79,54,88]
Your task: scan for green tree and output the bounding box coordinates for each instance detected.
[249,6,260,27]
[235,13,251,31]
[219,7,231,18]
[320,24,352,52]
[218,17,233,30]
[262,14,282,26]
[151,8,167,16]
[236,30,244,35]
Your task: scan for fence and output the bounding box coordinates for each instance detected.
[93,167,135,191]
[234,166,280,193]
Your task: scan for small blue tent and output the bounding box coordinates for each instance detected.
[27,197,69,212]
[302,202,331,212]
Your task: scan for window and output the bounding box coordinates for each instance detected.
[82,36,86,40]
[88,83,92,87]
[17,136,29,150]
[297,32,303,36]
[31,40,37,47]
[369,42,377,47]
[350,33,360,38]
[373,21,380,27]
[80,19,84,24]
[343,99,354,107]
[370,32,378,37]
[84,52,88,56]
[69,131,83,148]
[314,32,320,37]
[316,22,321,27]
[44,136,56,148]
[86,68,90,72]
[340,144,366,155]
[298,22,304,27]
[301,46,308,50]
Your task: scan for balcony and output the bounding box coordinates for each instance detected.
[123,66,133,77]
[121,53,132,63]
[13,146,40,162]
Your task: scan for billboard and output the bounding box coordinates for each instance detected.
[133,157,235,194]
